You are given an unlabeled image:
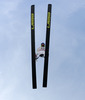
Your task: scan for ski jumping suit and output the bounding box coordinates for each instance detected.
[36,46,45,59]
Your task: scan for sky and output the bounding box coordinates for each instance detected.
[0,0,85,100]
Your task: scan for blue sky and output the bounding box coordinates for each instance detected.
[0,0,85,100]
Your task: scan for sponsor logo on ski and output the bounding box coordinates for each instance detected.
[47,12,51,28]
[31,13,34,30]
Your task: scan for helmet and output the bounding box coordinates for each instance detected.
[41,43,45,47]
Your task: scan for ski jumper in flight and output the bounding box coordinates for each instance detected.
[35,43,45,60]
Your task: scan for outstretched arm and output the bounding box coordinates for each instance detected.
[35,53,39,60]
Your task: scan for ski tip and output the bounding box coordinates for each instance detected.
[48,4,52,6]
[31,5,35,13]
[31,5,35,7]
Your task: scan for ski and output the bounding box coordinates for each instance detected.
[31,5,37,89]
[43,4,52,87]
